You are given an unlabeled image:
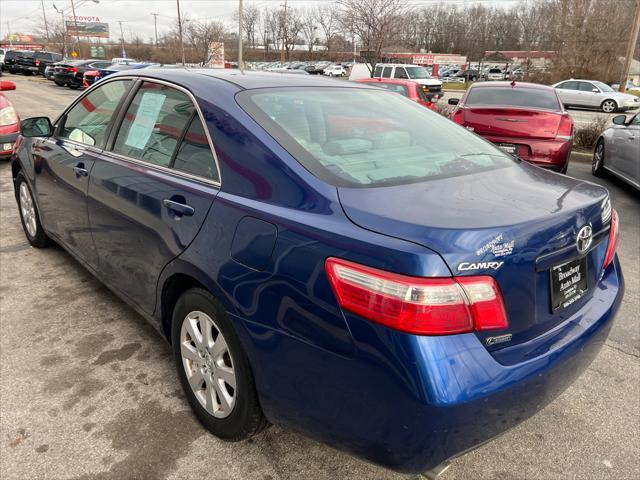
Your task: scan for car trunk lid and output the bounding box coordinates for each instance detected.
[463,107,563,139]
[337,163,610,351]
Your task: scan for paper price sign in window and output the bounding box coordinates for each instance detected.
[125,92,165,150]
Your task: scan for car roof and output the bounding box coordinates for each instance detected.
[470,81,554,91]
[356,78,417,86]
[111,68,370,90]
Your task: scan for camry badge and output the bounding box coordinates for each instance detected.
[576,225,593,254]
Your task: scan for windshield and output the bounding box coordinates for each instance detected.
[466,87,561,110]
[405,67,431,79]
[593,81,614,92]
[237,87,515,188]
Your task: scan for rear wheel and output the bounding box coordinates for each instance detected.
[171,288,267,441]
[592,139,606,177]
[54,80,65,87]
[600,99,617,113]
[68,83,80,90]
[16,173,52,248]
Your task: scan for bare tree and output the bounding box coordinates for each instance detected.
[300,9,318,56]
[236,3,260,49]
[338,0,408,75]
[280,7,304,59]
[315,5,340,59]
[184,20,227,64]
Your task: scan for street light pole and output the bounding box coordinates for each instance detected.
[176,0,186,65]
[152,13,159,46]
[619,0,640,93]
[70,0,81,56]
[53,4,67,57]
[41,0,50,42]
[238,0,243,69]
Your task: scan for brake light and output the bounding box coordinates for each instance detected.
[66,67,78,73]
[325,258,508,335]
[35,59,41,66]
[603,209,619,271]
[556,113,573,140]
[451,107,465,125]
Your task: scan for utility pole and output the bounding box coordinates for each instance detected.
[118,20,126,57]
[176,0,186,65]
[70,0,81,56]
[151,13,159,46]
[238,0,243,69]
[41,0,50,42]
[6,22,12,46]
[280,0,288,63]
[619,0,640,93]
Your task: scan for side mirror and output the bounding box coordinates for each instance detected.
[448,98,460,105]
[0,80,16,91]
[20,117,53,137]
[612,115,627,125]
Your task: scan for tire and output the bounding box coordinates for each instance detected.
[601,99,617,113]
[171,288,267,441]
[592,139,606,177]
[54,80,65,87]
[68,83,80,90]
[15,173,52,248]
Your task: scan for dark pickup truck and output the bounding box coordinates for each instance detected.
[15,51,63,76]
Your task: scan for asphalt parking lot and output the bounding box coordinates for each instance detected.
[0,74,638,480]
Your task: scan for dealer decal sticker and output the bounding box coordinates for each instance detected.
[476,234,515,258]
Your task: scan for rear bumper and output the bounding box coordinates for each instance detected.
[0,130,19,157]
[483,134,572,171]
[237,257,623,473]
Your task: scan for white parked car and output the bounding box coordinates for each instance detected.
[323,64,347,77]
[553,79,640,113]
[485,68,505,81]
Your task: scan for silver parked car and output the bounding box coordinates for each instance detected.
[593,113,639,189]
[553,79,640,113]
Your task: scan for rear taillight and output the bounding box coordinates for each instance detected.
[35,59,41,66]
[67,67,78,73]
[451,107,465,125]
[325,258,508,335]
[556,113,573,140]
[603,209,619,271]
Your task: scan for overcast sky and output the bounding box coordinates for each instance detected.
[0,0,520,43]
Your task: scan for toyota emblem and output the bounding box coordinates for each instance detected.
[576,225,593,254]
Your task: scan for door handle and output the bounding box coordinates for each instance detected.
[163,198,195,217]
[73,163,88,177]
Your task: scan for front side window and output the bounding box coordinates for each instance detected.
[465,87,561,110]
[393,67,408,79]
[405,66,430,79]
[113,82,194,167]
[578,82,596,92]
[60,79,131,147]
[237,88,514,188]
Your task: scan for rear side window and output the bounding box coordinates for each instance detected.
[382,67,392,78]
[558,81,578,90]
[60,80,132,147]
[113,82,194,167]
[172,117,218,181]
[373,66,382,77]
[465,87,561,110]
[375,83,409,97]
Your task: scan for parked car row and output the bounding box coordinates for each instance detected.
[1,49,63,75]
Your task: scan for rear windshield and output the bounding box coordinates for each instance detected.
[465,87,561,110]
[237,87,514,188]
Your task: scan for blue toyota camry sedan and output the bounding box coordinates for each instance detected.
[12,70,623,475]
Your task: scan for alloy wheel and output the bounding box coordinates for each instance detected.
[19,182,37,238]
[601,100,616,113]
[593,142,604,173]
[180,311,236,418]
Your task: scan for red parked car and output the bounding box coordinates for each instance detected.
[0,80,19,160]
[448,81,574,172]
[355,78,440,111]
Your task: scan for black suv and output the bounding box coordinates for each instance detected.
[16,51,63,76]
[3,50,27,73]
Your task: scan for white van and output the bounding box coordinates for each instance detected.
[370,64,442,98]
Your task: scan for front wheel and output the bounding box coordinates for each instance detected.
[172,288,267,441]
[601,99,617,113]
[16,173,52,248]
[68,83,80,90]
[592,139,606,177]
